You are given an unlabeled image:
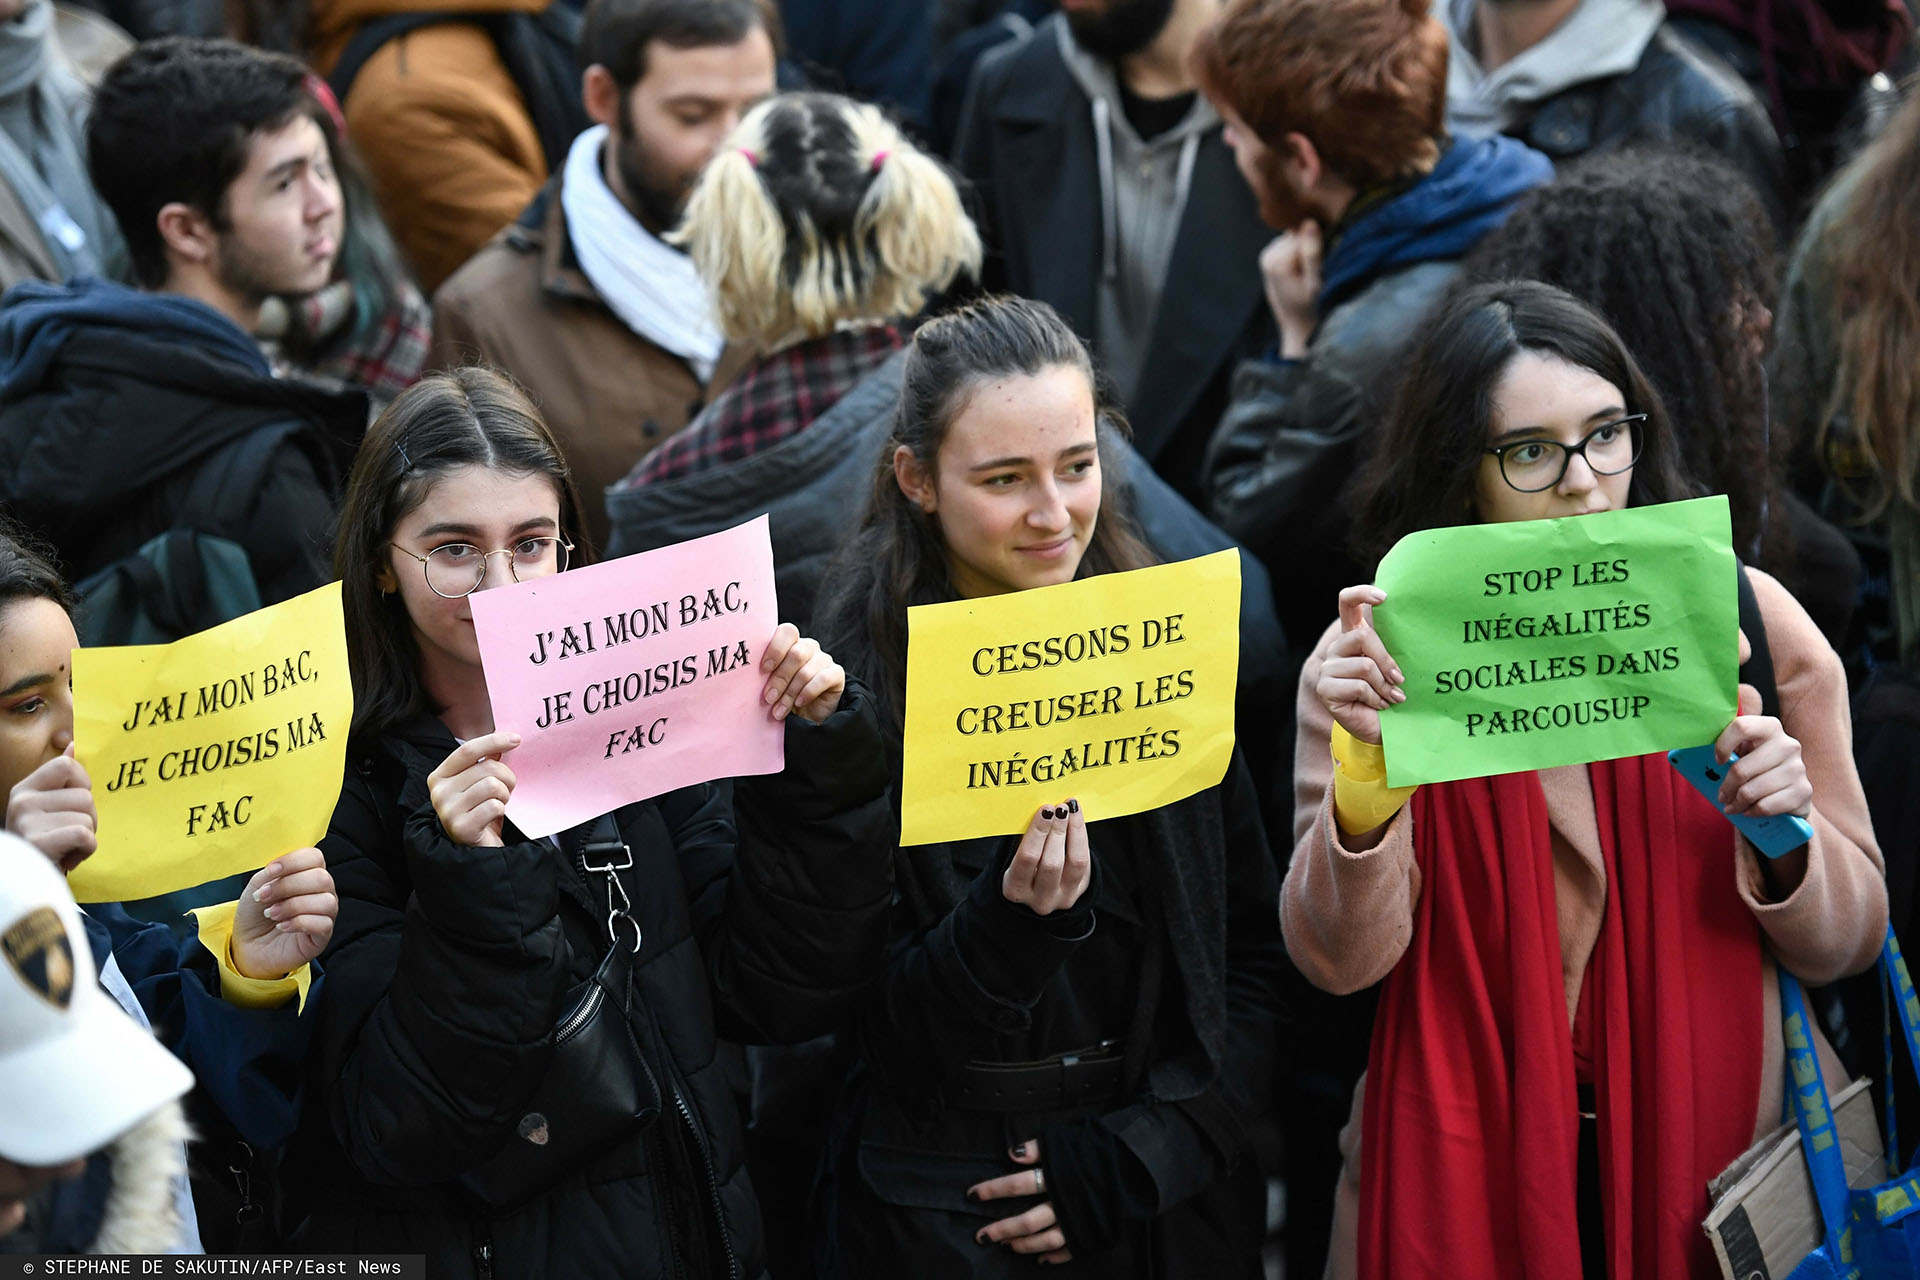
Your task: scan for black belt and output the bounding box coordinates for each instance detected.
[946,1043,1126,1113]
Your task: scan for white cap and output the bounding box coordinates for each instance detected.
[0,832,193,1165]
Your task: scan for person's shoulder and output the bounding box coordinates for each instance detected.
[433,221,544,318]
[1632,21,1771,125]
[970,13,1066,102]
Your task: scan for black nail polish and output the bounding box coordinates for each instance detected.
[965,1189,979,1203]
[1067,798,1079,814]
[976,1232,990,1246]
[1012,1143,1028,1159]
[1040,807,1053,820]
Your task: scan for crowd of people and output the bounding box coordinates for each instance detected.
[0,0,1913,1275]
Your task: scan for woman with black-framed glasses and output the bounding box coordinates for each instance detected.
[1281,282,1884,1279]
[287,367,896,1277]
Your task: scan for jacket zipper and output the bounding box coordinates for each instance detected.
[656,1037,740,1280]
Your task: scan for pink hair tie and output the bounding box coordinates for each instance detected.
[871,150,890,172]
[739,147,761,166]
[304,73,348,137]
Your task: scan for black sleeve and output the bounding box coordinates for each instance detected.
[243,437,338,605]
[312,768,576,1187]
[950,41,1012,294]
[1047,758,1288,1240]
[852,839,1097,1089]
[1202,355,1369,569]
[677,679,899,1045]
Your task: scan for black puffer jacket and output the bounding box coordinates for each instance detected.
[0,278,364,602]
[290,688,894,1278]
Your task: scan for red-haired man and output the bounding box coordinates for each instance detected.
[1194,0,1552,655]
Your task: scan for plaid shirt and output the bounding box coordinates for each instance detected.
[623,324,905,487]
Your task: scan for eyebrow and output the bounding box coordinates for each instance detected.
[1490,407,1629,444]
[416,516,559,539]
[0,671,53,698]
[263,156,308,185]
[968,442,1098,473]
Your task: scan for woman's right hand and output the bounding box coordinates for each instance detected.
[428,732,520,847]
[1001,800,1090,915]
[1316,585,1406,745]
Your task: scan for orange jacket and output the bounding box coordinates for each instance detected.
[311,0,550,292]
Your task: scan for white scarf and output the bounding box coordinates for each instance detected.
[560,124,723,383]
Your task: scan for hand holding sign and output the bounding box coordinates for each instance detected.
[1002,800,1091,916]
[7,747,97,874]
[231,847,336,978]
[759,624,844,723]
[1316,585,1406,745]
[428,732,520,848]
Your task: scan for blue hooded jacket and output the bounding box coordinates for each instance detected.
[1318,133,1554,311]
[0,276,270,399]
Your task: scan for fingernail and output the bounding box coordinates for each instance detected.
[1067,798,1079,814]
[1040,807,1053,820]
[264,863,281,878]
[1011,1143,1028,1159]
[274,921,293,933]
[264,905,281,920]
[1390,669,1404,683]
[774,703,789,720]
[253,882,274,902]
[965,1188,980,1202]
[1392,689,1407,703]
[976,1231,990,1246]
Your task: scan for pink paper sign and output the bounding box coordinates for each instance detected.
[469,515,784,839]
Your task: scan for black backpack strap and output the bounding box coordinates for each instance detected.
[110,529,207,639]
[492,6,591,171]
[1736,562,1778,716]
[327,7,590,173]
[327,11,463,105]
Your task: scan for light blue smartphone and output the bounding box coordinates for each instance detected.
[1667,745,1815,857]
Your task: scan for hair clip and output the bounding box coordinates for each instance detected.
[870,150,890,172]
[395,432,413,472]
[303,73,348,136]
[739,147,760,167]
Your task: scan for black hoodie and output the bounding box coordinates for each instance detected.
[0,277,365,600]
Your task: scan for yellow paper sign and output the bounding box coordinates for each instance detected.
[899,551,1240,845]
[66,583,353,904]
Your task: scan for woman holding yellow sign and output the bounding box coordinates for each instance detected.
[1289,281,1886,1279]
[292,368,895,1280]
[814,296,1287,1277]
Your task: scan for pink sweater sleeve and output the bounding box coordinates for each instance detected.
[1735,569,1888,983]
[1281,620,1423,996]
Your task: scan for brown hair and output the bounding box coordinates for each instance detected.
[1191,0,1447,190]
[334,367,590,740]
[1819,89,1920,521]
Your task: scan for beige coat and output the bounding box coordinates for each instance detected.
[428,178,750,551]
[1285,567,1887,1279]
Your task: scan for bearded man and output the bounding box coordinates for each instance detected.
[428,0,774,547]
[952,0,1272,499]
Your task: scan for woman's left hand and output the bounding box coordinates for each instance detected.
[232,847,337,980]
[967,1138,1071,1264]
[760,623,845,724]
[1713,707,1812,819]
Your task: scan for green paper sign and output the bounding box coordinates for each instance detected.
[1373,496,1738,788]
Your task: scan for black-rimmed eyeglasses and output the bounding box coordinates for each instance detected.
[390,537,573,599]
[1484,415,1646,493]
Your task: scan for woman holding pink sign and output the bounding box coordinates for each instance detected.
[292,367,896,1279]
[1290,280,1886,1279]
[813,295,1288,1277]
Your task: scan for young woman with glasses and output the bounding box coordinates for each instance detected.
[291,366,897,1277]
[1288,281,1886,1280]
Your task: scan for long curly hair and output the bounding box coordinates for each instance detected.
[1461,146,1778,560]
[1817,88,1920,523]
